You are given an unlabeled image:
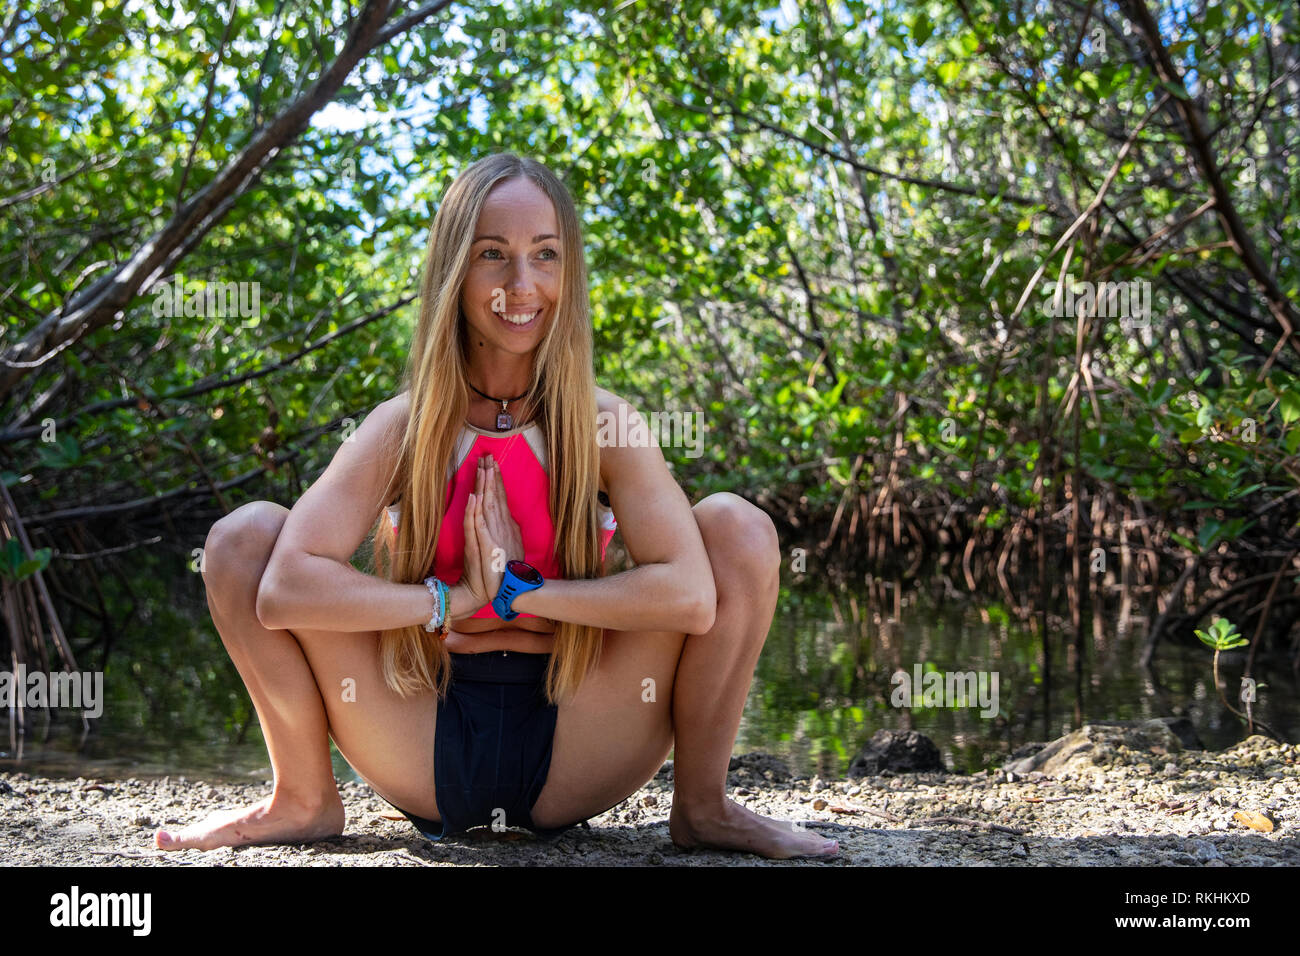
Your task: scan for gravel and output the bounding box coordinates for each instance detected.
[3,736,1296,866]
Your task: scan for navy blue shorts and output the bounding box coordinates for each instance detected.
[386,650,589,841]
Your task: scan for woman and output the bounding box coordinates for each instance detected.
[155,153,838,859]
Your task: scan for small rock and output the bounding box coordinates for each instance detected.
[726,752,793,781]
[642,794,658,807]
[1004,719,1196,777]
[813,798,828,811]
[848,730,946,777]
[646,851,664,865]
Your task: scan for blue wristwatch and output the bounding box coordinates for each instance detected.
[493,560,545,620]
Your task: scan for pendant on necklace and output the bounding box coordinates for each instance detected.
[496,400,512,431]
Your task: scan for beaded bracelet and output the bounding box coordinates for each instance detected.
[423,576,449,639]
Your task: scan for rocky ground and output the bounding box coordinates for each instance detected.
[2,726,1297,866]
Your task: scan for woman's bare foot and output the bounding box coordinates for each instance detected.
[669,797,840,859]
[154,791,346,851]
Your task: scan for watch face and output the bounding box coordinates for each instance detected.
[507,560,542,585]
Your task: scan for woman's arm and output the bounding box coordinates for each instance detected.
[503,396,717,635]
[254,393,484,632]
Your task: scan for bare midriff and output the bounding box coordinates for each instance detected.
[442,621,558,655]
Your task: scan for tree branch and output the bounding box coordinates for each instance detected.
[1122,0,1300,375]
[0,0,449,403]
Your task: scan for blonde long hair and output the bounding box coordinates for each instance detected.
[370,153,605,705]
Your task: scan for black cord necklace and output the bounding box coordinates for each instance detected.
[468,380,531,431]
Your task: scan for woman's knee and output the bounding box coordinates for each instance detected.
[694,492,781,578]
[202,500,290,596]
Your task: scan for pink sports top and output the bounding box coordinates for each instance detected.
[385,419,617,619]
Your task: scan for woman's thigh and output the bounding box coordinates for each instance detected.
[285,626,441,822]
[527,625,687,829]
[217,502,442,819]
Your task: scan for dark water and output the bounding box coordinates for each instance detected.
[738,574,1298,777]
[4,562,1296,785]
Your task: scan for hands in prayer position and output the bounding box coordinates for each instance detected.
[457,453,525,615]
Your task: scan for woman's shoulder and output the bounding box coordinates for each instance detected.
[594,386,618,496]
[368,390,412,448]
[594,384,636,419]
[594,385,658,441]
[594,385,658,500]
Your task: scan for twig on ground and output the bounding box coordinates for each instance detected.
[1020,796,1079,803]
[87,848,169,860]
[827,803,904,823]
[394,848,436,866]
[911,815,1027,835]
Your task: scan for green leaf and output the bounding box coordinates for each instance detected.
[1159,80,1191,101]
[1280,389,1300,424]
[1198,520,1221,551]
[912,13,934,46]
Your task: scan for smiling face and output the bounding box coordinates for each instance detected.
[459,176,562,364]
